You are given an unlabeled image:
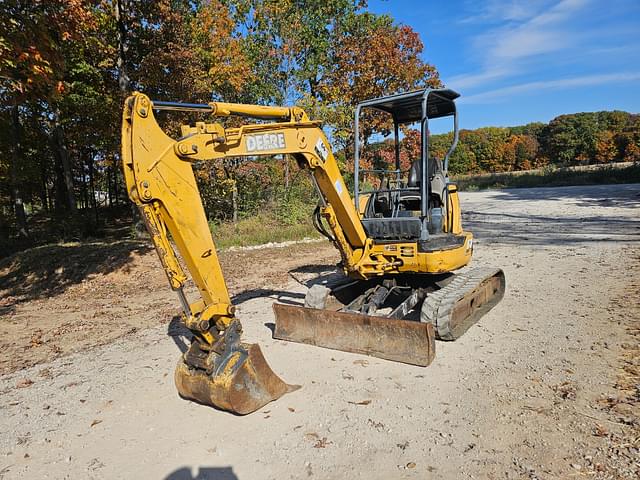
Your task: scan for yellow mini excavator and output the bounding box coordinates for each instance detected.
[121,88,504,415]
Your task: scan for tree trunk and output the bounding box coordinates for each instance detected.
[81,160,88,210]
[10,104,29,238]
[0,213,6,244]
[52,108,76,212]
[107,164,113,208]
[53,147,67,212]
[115,0,130,92]
[284,155,290,190]
[308,77,318,100]
[232,180,238,223]
[223,164,239,223]
[88,151,98,224]
[113,164,119,207]
[39,155,49,213]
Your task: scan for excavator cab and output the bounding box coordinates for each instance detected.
[354,89,459,243]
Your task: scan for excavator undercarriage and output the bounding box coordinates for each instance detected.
[274,267,505,366]
[121,88,505,415]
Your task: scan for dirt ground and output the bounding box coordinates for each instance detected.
[0,237,337,375]
[0,183,639,479]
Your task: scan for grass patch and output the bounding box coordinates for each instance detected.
[209,213,319,249]
[454,163,640,191]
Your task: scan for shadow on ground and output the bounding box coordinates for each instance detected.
[288,264,345,289]
[165,466,238,480]
[0,240,151,311]
[464,210,640,246]
[231,288,305,305]
[463,184,640,246]
[168,315,192,354]
[166,288,307,353]
[489,183,640,209]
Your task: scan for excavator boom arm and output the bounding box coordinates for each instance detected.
[122,95,234,334]
[125,93,371,297]
[172,103,368,252]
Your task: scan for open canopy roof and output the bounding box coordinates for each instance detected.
[357,88,460,124]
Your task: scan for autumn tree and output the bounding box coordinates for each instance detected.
[307,12,441,174]
[0,0,98,237]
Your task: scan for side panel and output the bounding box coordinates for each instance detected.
[447,184,463,234]
[361,234,473,275]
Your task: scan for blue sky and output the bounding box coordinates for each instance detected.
[368,0,640,131]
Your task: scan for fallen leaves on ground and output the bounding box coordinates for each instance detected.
[313,437,331,448]
[304,432,319,441]
[16,378,33,388]
[29,330,44,348]
[552,380,577,400]
[367,418,385,431]
[593,424,609,437]
[397,441,409,451]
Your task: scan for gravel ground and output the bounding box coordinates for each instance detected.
[0,183,639,480]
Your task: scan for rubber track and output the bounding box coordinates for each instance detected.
[421,267,505,341]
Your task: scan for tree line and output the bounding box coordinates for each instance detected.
[1,1,638,250]
[0,0,438,245]
[364,111,639,177]
[439,111,640,175]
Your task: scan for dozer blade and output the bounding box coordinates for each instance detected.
[175,321,299,415]
[421,267,505,341]
[273,303,435,366]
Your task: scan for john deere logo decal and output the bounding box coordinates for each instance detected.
[246,133,286,152]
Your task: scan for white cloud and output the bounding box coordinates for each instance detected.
[486,0,588,59]
[460,0,552,24]
[447,67,515,90]
[460,72,640,104]
[449,0,591,90]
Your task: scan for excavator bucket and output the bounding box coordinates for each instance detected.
[175,343,299,415]
[175,343,298,415]
[174,322,299,415]
[273,304,436,366]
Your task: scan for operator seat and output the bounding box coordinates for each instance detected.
[407,158,447,204]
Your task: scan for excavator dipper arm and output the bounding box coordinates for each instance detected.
[122,94,298,414]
